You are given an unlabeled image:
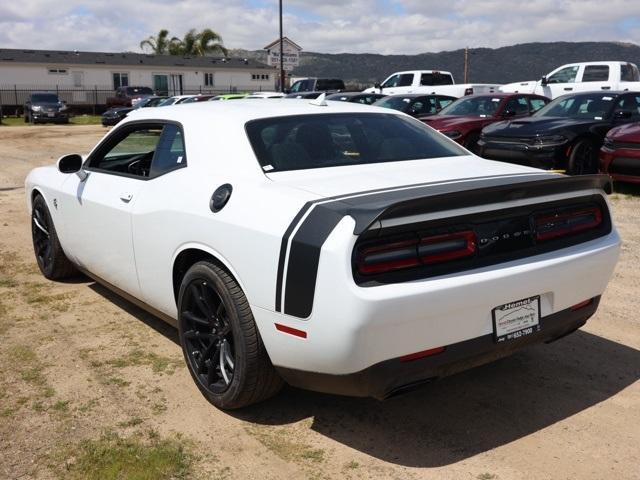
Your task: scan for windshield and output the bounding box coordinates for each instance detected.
[246,113,467,172]
[439,96,503,117]
[157,97,178,107]
[290,79,312,93]
[534,93,616,119]
[31,93,59,103]
[373,96,415,113]
[126,87,153,96]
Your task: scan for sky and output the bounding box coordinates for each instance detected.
[1,0,639,55]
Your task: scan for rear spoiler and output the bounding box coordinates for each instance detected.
[276,173,612,318]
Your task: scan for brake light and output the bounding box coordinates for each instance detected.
[534,207,602,242]
[356,230,476,275]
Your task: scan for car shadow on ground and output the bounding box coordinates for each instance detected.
[85,282,639,468]
[612,181,640,196]
[88,282,179,344]
[234,330,640,468]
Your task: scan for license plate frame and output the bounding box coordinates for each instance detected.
[492,295,541,343]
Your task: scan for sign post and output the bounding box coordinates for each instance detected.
[264,37,302,91]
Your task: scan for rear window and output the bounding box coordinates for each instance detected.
[316,79,345,90]
[420,73,454,86]
[621,63,640,82]
[245,113,466,172]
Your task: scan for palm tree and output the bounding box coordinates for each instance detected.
[171,29,228,57]
[140,29,174,54]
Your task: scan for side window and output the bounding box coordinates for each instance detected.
[398,74,414,87]
[529,97,548,113]
[504,96,530,115]
[150,125,187,177]
[547,66,579,84]
[615,95,640,117]
[438,97,454,109]
[581,65,609,82]
[89,124,186,178]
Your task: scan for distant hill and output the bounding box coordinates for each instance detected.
[231,41,640,87]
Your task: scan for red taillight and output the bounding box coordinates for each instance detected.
[419,231,476,264]
[356,230,476,275]
[570,298,594,311]
[275,323,307,338]
[535,207,602,242]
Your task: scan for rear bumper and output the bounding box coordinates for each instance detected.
[276,297,599,399]
[600,147,640,184]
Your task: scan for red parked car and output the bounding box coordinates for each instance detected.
[600,123,640,184]
[422,93,550,153]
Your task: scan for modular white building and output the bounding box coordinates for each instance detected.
[0,48,276,111]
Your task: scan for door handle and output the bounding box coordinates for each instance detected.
[564,87,573,91]
[120,193,133,203]
[601,86,611,90]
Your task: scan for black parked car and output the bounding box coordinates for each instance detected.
[101,96,167,126]
[325,92,387,105]
[372,94,456,119]
[288,78,345,94]
[478,91,640,175]
[24,92,69,124]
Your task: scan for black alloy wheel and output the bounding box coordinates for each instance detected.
[181,279,236,393]
[31,195,76,280]
[178,261,283,409]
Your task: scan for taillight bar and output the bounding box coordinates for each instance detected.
[357,230,476,275]
[534,206,602,242]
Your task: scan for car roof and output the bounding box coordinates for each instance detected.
[383,93,456,99]
[126,98,405,125]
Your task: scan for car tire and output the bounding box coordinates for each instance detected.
[567,138,598,175]
[24,112,29,123]
[28,112,34,124]
[465,132,481,154]
[31,194,77,280]
[177,261,283,409]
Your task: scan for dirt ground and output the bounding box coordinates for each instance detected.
[0,124,638,480]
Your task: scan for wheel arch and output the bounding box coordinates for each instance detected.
[171,244,248,308]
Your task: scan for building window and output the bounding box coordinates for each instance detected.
[262,74,269,80]
[47,68,68,74]
[113,72,129,89]
[204,72,214,87]
[252,74,269,81]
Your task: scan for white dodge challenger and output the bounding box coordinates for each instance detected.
[26,98,620,409]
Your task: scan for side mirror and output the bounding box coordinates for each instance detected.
[540,76,548,86]
[503,109,517,118]
[374,82,381,89]
[57,154,83,174]
[615,110,633,119]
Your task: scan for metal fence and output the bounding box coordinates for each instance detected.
[0,85,267,115]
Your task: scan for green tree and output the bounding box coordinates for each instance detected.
[171,28,229,56]
[139,29,180,55]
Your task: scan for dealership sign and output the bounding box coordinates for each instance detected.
[264,37,302,71]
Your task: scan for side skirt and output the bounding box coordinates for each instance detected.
[76,266,178,328]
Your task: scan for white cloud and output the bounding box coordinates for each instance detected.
[0,0,638,55]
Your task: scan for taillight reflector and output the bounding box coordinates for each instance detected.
[356,230,476,275]
[570,298,593,311]
[535,207,602,242]
[275,323,307,338]
[400,346,446,362]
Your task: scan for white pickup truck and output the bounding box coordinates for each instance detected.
[362,70,501,98]
[500,61,640,99]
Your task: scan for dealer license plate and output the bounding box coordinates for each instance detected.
[47,113,55,117]
[492,296,541,343]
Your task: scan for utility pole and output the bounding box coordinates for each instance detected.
[464,47,469,83]
[279,0,285,92]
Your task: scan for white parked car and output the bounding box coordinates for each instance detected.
[500,61,640,99]
[363,70,501,97]
[26,99,620,409]
[245,91,286,99]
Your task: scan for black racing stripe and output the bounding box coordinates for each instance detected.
[275,202,313,311]
[280,173,611,319]
[283,205,346,318]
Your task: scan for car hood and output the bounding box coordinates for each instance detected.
[266,155,544,198]
[104,107,133,115]
[607,122,640,142]
[422,115,493,131]
[483,116,602,137]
